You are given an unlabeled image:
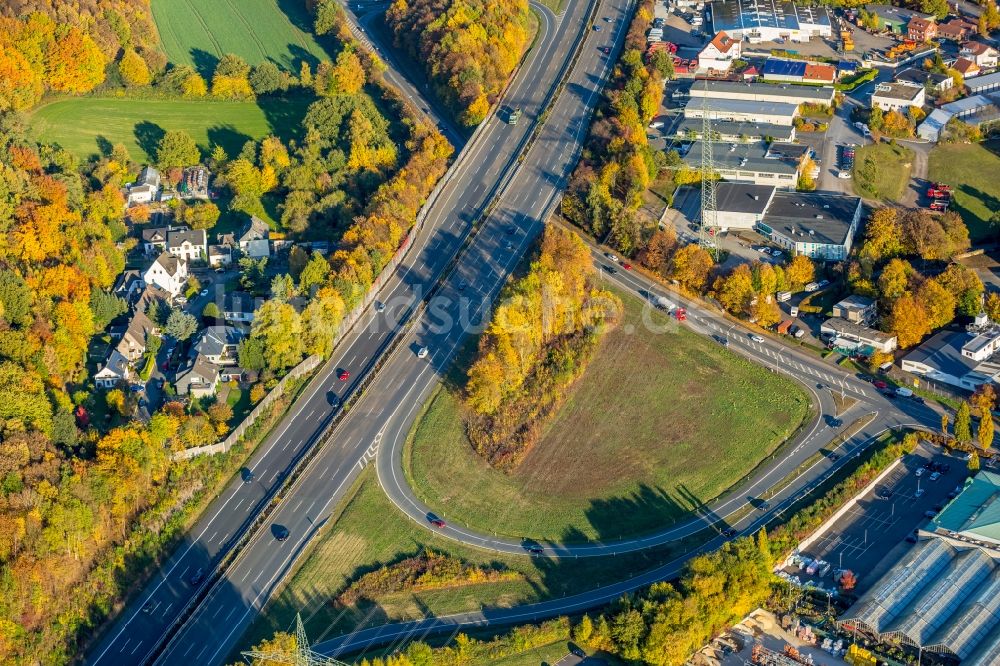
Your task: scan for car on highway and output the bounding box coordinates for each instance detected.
[458,279,467,291]
[930,471,941,482]
[750,334,765,343]
[375,301,386,313]
[593,24,602,31]
[622,262,632,270]
[604,252,618,262]
[200,288,209,297]
[274,525,290,542]
[603,265,616,274]
[601,46,612,54]
[915,467,925,477]
[873,380,888,390]
[526,545,545,555]
[506,224,517,234]
[338,370,350,381]
[714,335,729,346]
[417,346,429,359]
[189,568,205,586]
[603,15,613,21]
[839,170,852,179]
[506,107,522,125]
[142,601,155,613]
[429,517,446,528]
[721,529,737,538]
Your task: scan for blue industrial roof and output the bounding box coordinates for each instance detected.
[837,60,860,72]
[763,58,807,77]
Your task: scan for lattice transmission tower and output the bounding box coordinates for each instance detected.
[696,78,719,260]
[241,613,349,666]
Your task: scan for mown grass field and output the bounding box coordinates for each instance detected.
[852,142,914,202]
[404,289,810,542]
[928,140,1000,242]
[236,469,702,659]
[151,0,331,74]
[29,97,310,162]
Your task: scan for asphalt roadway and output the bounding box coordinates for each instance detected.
[83,0,609,662]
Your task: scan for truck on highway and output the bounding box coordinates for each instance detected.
[507,107,522,125]
[674,307,687,321]
[655,295,674,311]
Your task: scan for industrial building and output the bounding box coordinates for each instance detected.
[673,117,796,142]
[684,97,801,125]
[820,318,897,353]
[761,58,836,84]
[709,0,833,43]
[870,82,925,112]
[682,140,802,187]
[841,471,1000,664]
[706,183,776,229]
[757,191,863,261]
[864,5,933,34]
[918,92,1000,141]
[687,79,836,106]
[967,70,1000,95]
[831,295,876,325]
[901,319,1000,391]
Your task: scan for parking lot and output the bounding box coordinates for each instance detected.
[781,441,967,595]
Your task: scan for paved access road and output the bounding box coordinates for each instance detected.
[85,0,600,662]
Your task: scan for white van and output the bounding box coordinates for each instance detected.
[895,387,913,398]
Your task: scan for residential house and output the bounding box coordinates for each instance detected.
[894,67,954,92]
[698,31,742,73]
[224,291,260,323]
[208,245,232,267]
[193,325,245,365]
[113,269,145,306]
[126,166,161,207]
[960,41,999,70]
[953,57,981,78]
[174,354,221,398]
[238,215,270,254]
[907,16,936,42]
[832,295,877,325]
[143,251,188,298]
[937,17,975,41]
[870,81,925,112]
[141,226,171,255]
[116,308,157,363]
[166,227,207,262]
[95,350,133,389]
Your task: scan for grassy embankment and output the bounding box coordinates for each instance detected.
[852,141,914,201]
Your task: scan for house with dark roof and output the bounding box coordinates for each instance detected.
[193,325,245,365]
[953,57,981,78]
[143,252,188,298]
[223,291,261,323]
[902,325,1000,391]
[894,67,953,92]
[126,166,161,206]
[166,227,207,262]
[871,81,925,112]
[239,215,270,257]
[113,269,145,306]
[705,183,776,230]
[141,226,171,255]
[174,353,221,398]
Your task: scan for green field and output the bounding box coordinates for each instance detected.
[29,97,310,162]
[928,140,1000,242]
[404,289,810,543]
[151,0,331,74]
[236,469,703,658]
[852,142,914,202]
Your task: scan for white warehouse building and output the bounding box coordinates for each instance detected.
[710,0,833,43]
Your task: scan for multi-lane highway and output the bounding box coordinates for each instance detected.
[85,0,623,663]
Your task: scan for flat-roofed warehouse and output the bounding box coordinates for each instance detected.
[757,190,863,260]
[672,117,796,142]
[841,471,1000,664]
[682,140,802,186]
[687,79,836,106]
[709,0,833,43]
[684,98,801,125]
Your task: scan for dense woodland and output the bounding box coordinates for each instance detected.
[385,0,531,125]
[464,225,621,470]
[562,0,672,257]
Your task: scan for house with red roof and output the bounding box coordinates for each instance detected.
[699,31,742,73]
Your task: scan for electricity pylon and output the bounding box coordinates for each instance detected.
[241,613,348,666]
[697,78,719,261]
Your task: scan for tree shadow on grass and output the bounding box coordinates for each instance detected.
[134,121,166,163]
[257,95,312,145]
[190,48,220,80]
[206,124,254,160]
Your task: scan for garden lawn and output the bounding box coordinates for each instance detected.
[235,470,700,658]
[928,140,1000,242]
[404,289,810,542]
[151,0,331,74]
[29,97,310,162]
[852,141,914,202]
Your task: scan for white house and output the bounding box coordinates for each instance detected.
[126,166,161,207]
[95,349,133,389]
[238,215,270,253]
[699,31,742,74]
[166,227,207,262]
[871,82,925,112]
[224,292,260,323]
[208,244,232,267]
[143,252,188,298]
[961,41,999,69]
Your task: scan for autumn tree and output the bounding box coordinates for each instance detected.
[157,131,201,170]
[212,53,254,99]
[45,26,106,93]
[785,255,815,290]
[840,570,857,591]
[250,300,303,370]
[979,414,994,451]
[860,207,902,261]
[970,450,981,473]
[165,310,198,341]
[887,293,930,348]
[181,72,208,98]
[249,61,283,95]
[118,48,151,87]
[669,244,713,292]
[177,202,221,229]
[956,401,972,443]
[0,44,44,111]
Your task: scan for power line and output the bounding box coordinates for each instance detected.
[241,613,349,666]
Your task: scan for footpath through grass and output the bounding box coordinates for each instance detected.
[928,140,1000,242]
[852,141,914,202]
[151,0,331,74]
[29,96,310,162]
[236,469,702,658]
[405,289,810,542]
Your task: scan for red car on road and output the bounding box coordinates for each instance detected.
[622,262,632,270]
[873,380,888,390]
[338,370,350,381]
[429,518,446,528]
